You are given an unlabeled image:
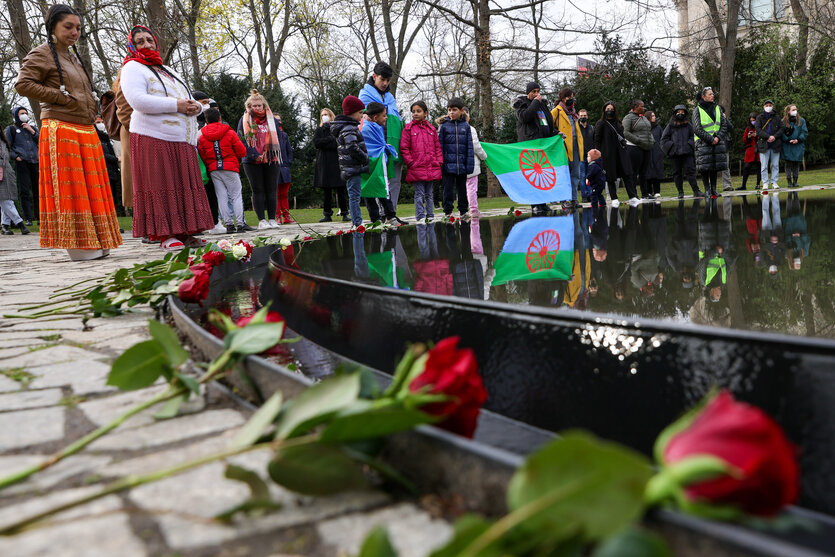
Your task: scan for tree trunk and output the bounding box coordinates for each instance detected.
[146,0,175,62]
[790,0,809,75]
[474,0,501,197]
[6,0,41,121]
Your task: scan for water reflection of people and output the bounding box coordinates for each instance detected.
[670,199,700,291]
[698,198,733,301]
[414,222,452,295]
[785,192,810,270]
[588,205,609,298]
[761,192,784,277]
[352,232,369,280]
[741,196,762,267]
[443,220,484,299]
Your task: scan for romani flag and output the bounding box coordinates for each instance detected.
[360,120,396,198]
[359,83,404,160]
[493,216,574,285]
[481,136,571,204]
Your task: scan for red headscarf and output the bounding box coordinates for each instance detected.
[123,25,164,67]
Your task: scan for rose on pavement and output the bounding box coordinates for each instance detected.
[232,243,249,260]
[201,250,226,267]
[409,336,487,438]
[177,263,212,303]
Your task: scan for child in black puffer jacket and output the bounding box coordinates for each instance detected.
[331,96,370,227]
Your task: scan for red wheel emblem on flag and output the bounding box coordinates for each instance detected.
[519,149,557,190]
[526,229,560,272]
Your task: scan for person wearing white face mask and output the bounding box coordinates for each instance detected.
[781,104,807,189]
[754,100,785,189]
[313,107,348,222]
[94,114,123,216]
[3,107,39,225]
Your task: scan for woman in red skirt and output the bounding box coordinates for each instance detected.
[15,4,122,261]
[120,25,213,251]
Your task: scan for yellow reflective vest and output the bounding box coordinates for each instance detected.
[695,105,722,142]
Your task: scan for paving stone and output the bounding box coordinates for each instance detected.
[0,388,63,412]
[0,407,65,450]
[0,514,145,557]
[28,359,116,396]
[0,337,52,348]
[0,345,107,369]
[317,502,452,557]
[0,346,37,360]
[129,458,390,550]
[0,330,63,341]
[0,485,123,529]
[0,375,23,392]
[78,385,169,429]
[0,454,111,496]
[106,430,237,476]
[88,409,245,451]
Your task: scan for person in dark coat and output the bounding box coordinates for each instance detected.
[691,86,729,197]
[93,115,123,216]
[585,149,606,207]
[3,107,39,224]
[513,81,556,214]
[437,97,474,218]
[593,101,637,205]
[314,108,348,222]
[577,108,594,200]
[331,95,369,227]
[754,100,784,190]
[660,105,703,198]
[644,111,665,198]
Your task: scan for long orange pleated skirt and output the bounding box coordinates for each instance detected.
[38,119,123,250]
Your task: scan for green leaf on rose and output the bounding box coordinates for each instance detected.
[267,443,367,495]
[215,464,282,522]
[357,526,398,557]
[154,394,186,420]
[174,372,200,395]
[230,391,283,449]
[148,319,189,368]
[320,406,439,443]
[506,431,652,544]
[591,526,673,557]
[429,515,501,557]
[272,372,361,440]
[107,340,169,390]
[208,309,238,335]
[223,322,286,356]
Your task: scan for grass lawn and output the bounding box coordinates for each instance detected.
[21,165,835,232]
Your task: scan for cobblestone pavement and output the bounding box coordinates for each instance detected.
[0,212,503,556]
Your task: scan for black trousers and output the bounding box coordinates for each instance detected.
[626,145,650,197]
[701,170,718,193]
[785,160,801,187]
[323,187,348,217]
[204,176,219,222]
[741,160,761,189]
[364,197,396,222]
[442,173,468,215]
[670,155,699,193]
[15,160,38,221]
[242,162,279,220]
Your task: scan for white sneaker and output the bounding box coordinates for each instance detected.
[654,193,661,198]
[772,184,780,189]
[258,219,270,230]
[268,219,280,228]
[206,222,226,235]
[628,197,641,206]
[610,199,620,207]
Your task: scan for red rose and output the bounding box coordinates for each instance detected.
[514,210,522,216]
[201,250,226,267]
[236,310,285,328]
[336,230,344,236]
[448,216,455,223]
[661,390,799,516]
[177,264,212,303]
[409,336,487,438]
[357,225,366,233]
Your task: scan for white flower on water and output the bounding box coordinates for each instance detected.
[278,238,291,248]
[232,244,248,260]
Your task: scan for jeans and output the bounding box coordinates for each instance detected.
[579,161,591,200]
[760,150,780,187]
[210,170,245,226]
[242,162,279,220]
[442,173,468,215]
[568,159,580,201]
[0,199,23,225]
[465,176,479,213]
[413,181,435,221]
[346,175,363,227]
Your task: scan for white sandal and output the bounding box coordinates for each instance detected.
[160,237,185,252]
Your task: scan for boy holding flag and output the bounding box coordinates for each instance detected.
[361,102,399,224]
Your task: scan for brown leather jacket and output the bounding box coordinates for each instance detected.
[15,43,98,125]
[111,71,133,130]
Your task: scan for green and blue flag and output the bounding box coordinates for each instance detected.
[481,136,571,204]
[493,216,574,285]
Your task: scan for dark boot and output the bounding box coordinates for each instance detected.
[1,224,13,235]
[18,222,30,235]
[676,187,684,198]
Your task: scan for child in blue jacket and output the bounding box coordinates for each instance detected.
[437,97,474,219]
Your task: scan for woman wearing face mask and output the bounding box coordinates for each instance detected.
[551,87,584,203]
[93,115,123,215]
[781,104,807,189]
[314,108,348,222]
[121,24,213,252]
[692,86,730,197]
[593,101,637,206]
[660,105,702,198]
[622,99,654,199]
[754,100,784,189]
[15,4,122,260]
[644,111,665,198]
[739,112,761,190]
[3,107,39,225]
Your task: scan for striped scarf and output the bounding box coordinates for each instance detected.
[242,109,282,164]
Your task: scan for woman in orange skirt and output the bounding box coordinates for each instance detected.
[15,4,122,261]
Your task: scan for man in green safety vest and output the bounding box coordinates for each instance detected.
[691,87,729,198]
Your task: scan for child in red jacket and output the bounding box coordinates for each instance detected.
[400,100,442,222]
[198,108,253,233]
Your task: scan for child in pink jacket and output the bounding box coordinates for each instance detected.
[400,100,442,221]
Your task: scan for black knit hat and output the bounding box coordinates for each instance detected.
[526,81,541,94]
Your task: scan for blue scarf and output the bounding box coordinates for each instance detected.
[361,120,396,160]
[359,83,400,118]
